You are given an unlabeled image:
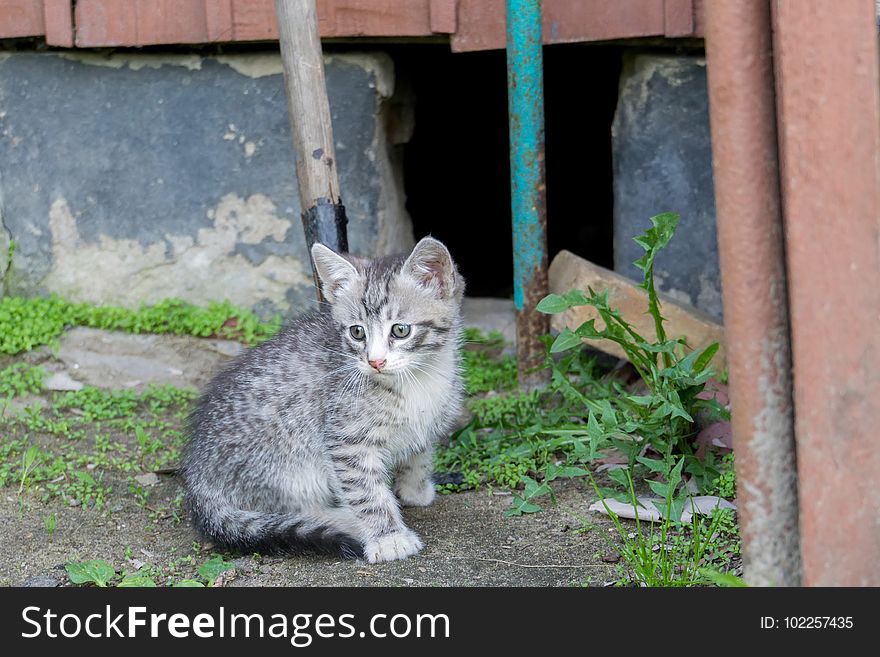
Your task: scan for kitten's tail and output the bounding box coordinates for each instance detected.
[188,500,365,559]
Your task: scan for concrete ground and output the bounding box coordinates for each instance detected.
[1,297,620,587]
[2,478,615,588]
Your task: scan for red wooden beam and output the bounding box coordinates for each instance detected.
[452,0,671,52]
[429,0,456,34]
[72,0,436,46]
[2,0,705,48]
[43,0,73,46]
[664,0,694,37]
[74,0,209,47]
[205,0,235,42]
[0,0,44,39]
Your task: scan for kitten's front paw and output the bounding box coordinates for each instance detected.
[395,479,436,507]
[363,530,424,563]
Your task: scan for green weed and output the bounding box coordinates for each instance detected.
[198,554,235,586]
[436,213,740,585]
[65,559,115,587]
[64,553,232,588]
[0,364,45,400]
[587,466,736,587]
[0,382,193,510]
[43,512,57,538]
[18,445,40,497]
[461,329,517,394]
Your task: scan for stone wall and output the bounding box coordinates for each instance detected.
[612,52,721,320]
[0,50,413,316]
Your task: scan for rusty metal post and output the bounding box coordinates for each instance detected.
[506,0,550,389]
[704,0,801,586]
[772,0,880,586]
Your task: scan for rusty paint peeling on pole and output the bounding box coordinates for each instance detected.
[506,0,550,389]
[704,0,801,585]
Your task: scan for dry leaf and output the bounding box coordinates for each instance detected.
[589,495,736,522]
[695,420,733,458]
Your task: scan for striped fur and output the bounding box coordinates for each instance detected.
[182,238,465,562]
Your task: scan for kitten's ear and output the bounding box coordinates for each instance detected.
[402,237,462,300]
[311,243,359,302]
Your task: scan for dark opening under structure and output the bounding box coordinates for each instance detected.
[396,44,622,297]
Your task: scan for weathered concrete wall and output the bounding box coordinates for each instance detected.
[0,50,413,316]
[612,52,722,320]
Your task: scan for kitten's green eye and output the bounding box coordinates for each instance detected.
[349,325,365,341]
[390,323,411,339]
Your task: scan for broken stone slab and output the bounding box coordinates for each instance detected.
[43,327,244,391]
[1,394,45,418]
[43,371,84,392]
[548,250,727,371]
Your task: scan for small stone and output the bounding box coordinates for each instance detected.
[134,472,160,487]
[22,575,61,587]
[602,552,621,564]
[233,557,254,573]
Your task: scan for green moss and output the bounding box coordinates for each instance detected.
[0,295,280,355]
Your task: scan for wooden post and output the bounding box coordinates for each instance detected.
[274,0,349,298]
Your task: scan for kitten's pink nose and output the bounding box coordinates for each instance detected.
[368,358,386,371]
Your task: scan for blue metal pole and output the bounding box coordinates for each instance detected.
[507,0,550,387]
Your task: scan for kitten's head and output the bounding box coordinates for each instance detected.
[311,237,465,379]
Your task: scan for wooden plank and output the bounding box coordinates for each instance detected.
[451,0,667,52]
[429,0,456,34]
[74,0,136,45]
[136,0,208,45]
[205,0,235,42]
[0,0,45,38]
[325,0,432,37]
[43,0,73,46]
[75,0,207,46]
[74,0,433,45]
[549,250,727,370]
[663,0,693,37]
[205,0,433,43]
[229,0,277,41]
[692,0,705,37]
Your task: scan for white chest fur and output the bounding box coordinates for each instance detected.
[374,351,459,459]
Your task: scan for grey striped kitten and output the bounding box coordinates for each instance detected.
[182,237,465,563]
